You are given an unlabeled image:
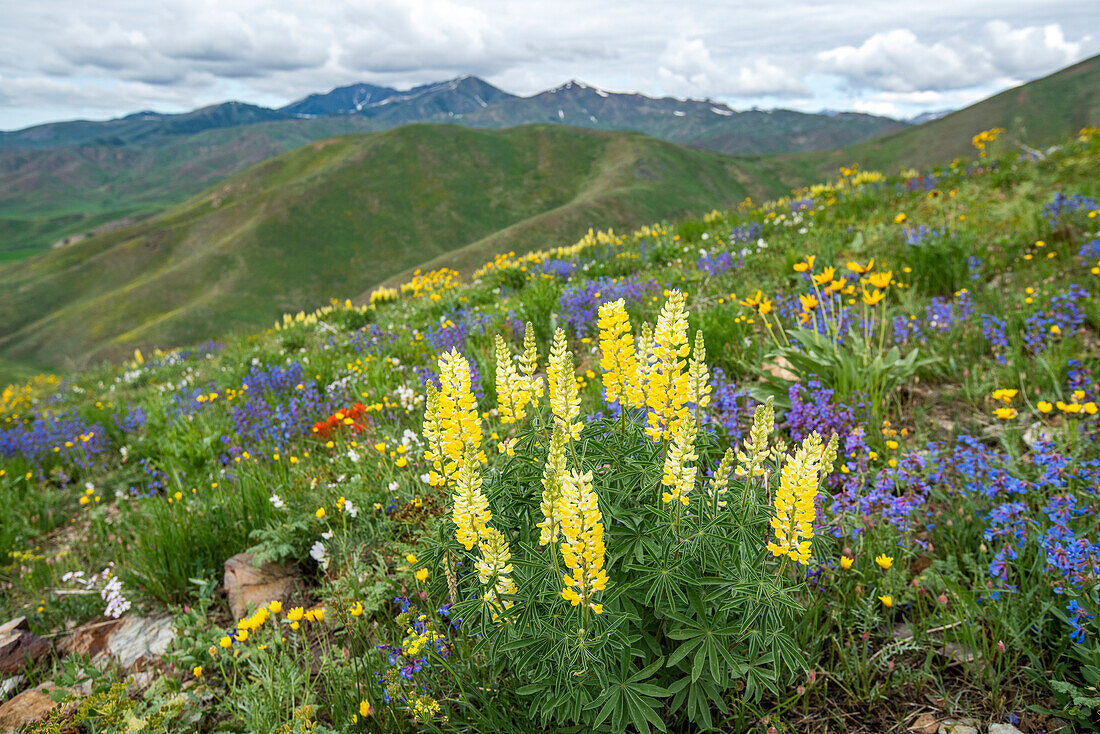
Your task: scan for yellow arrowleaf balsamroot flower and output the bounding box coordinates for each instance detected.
[661,415,698,506]
[494,335,534,424]
[767,432,831,565]
[847,259,874,274]
[861,288,885,306]
[538,424,569,547]
[814,266,836,286]
[866,271,893,290]
[597,299,643,409]
[286,606,305,630]
[557,470,609,614]
[792,255,815,272]
[452,443,491,550]
[645,290,691,442]
[547,328,583,441]
[875,554,894,571]
[475,526,518,617]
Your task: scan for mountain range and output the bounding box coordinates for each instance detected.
[0,76,904,259]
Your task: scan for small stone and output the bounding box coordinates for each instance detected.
[937,720,978,734]
[909,712,938,734]
[938,642,978,665]
[988,725,1024,734]
[0,682,66,734]
[762,356,798,384]
[224,553,300,620]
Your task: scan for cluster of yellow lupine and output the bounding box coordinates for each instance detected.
[423,348,485,487]
[595,290,707,443]
[424,349,518,616]
[645,291,693,441]
[704,448,736,511]
[596,300,643,409]
[400,268,461,301]
[547,328,583,441]
[557,469,609,614]
[272,299,369,331]
[766,432,839,565]
[493,324,543,424]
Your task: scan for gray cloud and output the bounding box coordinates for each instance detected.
[0,0,1096,130]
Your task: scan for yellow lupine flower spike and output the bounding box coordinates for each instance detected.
[519,322,544,398]
[547,328,582,441]
[767,432,823,565]
[645,290,691,442]
[538,423,569,546]
[597,299,643,409]
[687,330,711,412]
[476,527,517,619]
[494,335,532,424]
[452,443,491,550]
[661,415,698,506]
[557,470,609,614]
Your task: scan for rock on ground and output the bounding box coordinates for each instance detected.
[0,682,66,734]
[60,615,175,671]
[224,552,301,620]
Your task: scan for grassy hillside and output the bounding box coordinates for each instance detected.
[0,124,797,375]
[0,116,383,258]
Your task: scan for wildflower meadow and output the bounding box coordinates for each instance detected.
[2,127,1099,732]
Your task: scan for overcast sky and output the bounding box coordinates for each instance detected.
[1,0,1096,131]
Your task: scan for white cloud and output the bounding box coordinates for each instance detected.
[0,1,1096,128]
[817,22,1085,93]
[658,38,808,98]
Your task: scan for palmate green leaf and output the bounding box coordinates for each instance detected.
[587,653,669,734]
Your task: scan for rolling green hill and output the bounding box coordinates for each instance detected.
[0,124,797,374]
